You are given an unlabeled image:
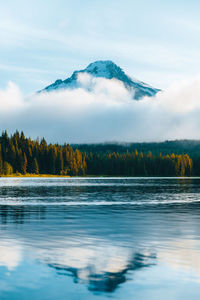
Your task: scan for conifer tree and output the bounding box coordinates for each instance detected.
[55,148,64,174]
[21,153,28,174]
[32,158,39,174]
[3,162,13,175]
[0,149,3,175]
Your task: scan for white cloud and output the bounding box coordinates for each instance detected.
[0,82,23,112]
[1,74,200,143]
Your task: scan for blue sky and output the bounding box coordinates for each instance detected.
[0,0,200,93]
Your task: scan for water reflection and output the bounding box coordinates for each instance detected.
[0,205,46,224]
[49,252,156,292]
[0,240,22,270]
[0,178,200,299]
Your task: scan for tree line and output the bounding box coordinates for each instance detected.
[0,131,86,176]
[0,131,195,176]
[84,151,192,176]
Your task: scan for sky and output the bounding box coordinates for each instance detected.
[1,0,200,93]
[1,0,200,143]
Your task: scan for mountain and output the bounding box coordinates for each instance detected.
[39,60,160,100]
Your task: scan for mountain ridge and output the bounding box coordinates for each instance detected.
[39,60,161,100]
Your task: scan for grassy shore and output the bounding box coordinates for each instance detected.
[0,174,71,178]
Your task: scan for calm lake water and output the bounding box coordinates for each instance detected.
[0,177,200,299]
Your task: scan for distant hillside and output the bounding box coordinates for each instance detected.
[72,140,200,157]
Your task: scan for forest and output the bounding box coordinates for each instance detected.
[0,130,197,177]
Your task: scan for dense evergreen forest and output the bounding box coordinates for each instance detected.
[0,131,198,177]
[72,140,200,156]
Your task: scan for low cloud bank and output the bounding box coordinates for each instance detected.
[1,74,200,143]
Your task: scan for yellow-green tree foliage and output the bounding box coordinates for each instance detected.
[3,162,13,175]
[0,130,195,177]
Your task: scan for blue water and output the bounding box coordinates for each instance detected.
[0,177,200,299]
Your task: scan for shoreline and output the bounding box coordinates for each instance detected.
[0,174,198,178]
[0,174,71,178]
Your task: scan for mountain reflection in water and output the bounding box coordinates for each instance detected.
[49,252,156,293]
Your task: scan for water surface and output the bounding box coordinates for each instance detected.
[0,177,200,299]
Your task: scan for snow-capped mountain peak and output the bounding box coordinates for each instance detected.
[39,60,160,99]
[85,60,124,79]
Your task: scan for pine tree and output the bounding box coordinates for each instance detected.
[21,153,28,174]
[32,158,39,174]
[55,148,64,174]
[3,162,13,175]
[0,152,3,175]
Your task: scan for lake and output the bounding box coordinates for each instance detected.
[0,177,200,299]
